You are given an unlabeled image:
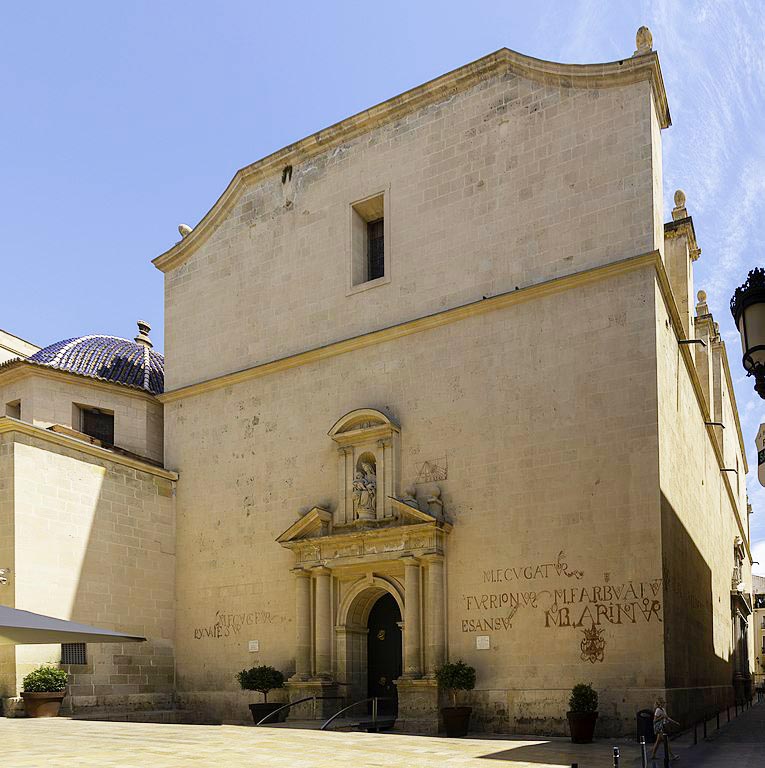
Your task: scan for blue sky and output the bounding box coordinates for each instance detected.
[3,1,765,571]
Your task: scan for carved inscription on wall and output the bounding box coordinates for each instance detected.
[193,609,289,640]
[543,581,663,629]
[459,551,663,663]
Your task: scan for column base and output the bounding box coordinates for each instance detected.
[284,680,341,721]
[395,678,440,734]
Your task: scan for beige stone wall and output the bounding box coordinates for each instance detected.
[0,370,163,463]
[0,435,16,697]
[0,426,176,710]
[655,278,751,721]
[167,266,664,731]
[755,606,765,685]
[164,72,661,392]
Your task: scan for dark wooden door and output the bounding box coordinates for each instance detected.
[367,593,401,714]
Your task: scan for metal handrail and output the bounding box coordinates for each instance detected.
[320,696,393,731]
[255,695,345,726]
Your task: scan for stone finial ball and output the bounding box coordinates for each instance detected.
[636,26,653,53]
[178,223,193,238]
[674,189,686,209]
[697,290,707,303]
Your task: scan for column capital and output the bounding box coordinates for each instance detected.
[311,565,332,577]
[419,552,444,564]
[292,566,311,578]
[400,554,420,566]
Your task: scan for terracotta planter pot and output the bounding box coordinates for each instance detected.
[567,710,598,743]
[442,706,472,737]
[21,691,66,718]
[249,702,286,724]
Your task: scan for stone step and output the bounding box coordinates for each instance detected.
[258,716,396,732]
[70,709,206,725]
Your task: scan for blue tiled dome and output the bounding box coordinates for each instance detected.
[28,325,164,395]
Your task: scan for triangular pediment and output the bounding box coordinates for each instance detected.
[276,506,332,543]
[388,497,440,525]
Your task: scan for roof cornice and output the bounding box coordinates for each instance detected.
[158,250,660,403]
[0,417,177,480]
[153,47,670,274]
[0,359,160,404]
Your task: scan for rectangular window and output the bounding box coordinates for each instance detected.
[367,218,384,281]
[5,400,20,419]
[350,192,388,290]
[61,642,87,665]
[79,406,114,445]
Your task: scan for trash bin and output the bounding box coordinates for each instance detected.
[636,709,653,744]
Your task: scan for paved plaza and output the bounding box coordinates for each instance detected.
[0,718,641,768]
[2,703,763,768]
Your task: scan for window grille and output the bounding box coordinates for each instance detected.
[367,218,384,281]
[81,408,114,445]
[61,642,87,665]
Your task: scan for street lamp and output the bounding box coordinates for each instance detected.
[731,268,765,399]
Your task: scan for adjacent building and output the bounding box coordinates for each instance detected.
[754,574,765,691]
[0,28,757,735]
[0,326,176,716]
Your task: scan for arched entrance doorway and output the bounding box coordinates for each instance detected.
[335,577,405,708]
[366,593,402,714]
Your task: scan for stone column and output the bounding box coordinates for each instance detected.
[379,438,393,518]
[339,447,353,524]
[422,553,445,677]
[291,567,312,680]
[402,556,422,678]
[313,567,333,680]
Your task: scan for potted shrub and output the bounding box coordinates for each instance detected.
[21,664,68,718]
[436,659,476,737]
[236,665,286,724]
[567,682,598,743]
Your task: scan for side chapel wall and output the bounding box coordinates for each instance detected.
[656,278,751,723]
[0,427,176,708]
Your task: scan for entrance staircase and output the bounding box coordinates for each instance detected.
[254,696,396,733]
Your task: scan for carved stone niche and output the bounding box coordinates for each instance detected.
[328,409,401,526]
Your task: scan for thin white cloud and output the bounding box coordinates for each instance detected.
[751,540,765,577]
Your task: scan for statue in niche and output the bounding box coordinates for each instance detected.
[352,460,377,519]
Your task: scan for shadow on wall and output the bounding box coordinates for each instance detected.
[661,492,734,725]
[63,459,176,712]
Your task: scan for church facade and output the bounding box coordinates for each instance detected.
[0,30,757,735]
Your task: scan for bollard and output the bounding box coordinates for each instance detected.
[693,721,697,745]
[663,734,670,768]
[727,706,730,722]
[716,711,720,730]
[640,735,648,768]
[703,717,707,738]
[613,746,620,768]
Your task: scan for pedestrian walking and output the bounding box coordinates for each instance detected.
[650,697,679,761]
